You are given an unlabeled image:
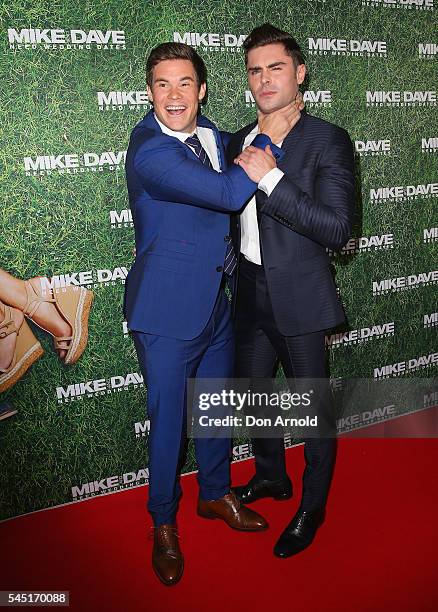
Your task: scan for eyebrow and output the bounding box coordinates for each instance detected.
[247,61,287,71]
[154,76,195,83]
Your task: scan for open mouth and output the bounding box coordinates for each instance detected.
[166,105,186,116]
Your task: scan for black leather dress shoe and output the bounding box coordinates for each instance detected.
[232,475,292,504]
[274,509,324,558]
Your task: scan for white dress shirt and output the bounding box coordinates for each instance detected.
[240,126,284,265]
[155,114,220,170]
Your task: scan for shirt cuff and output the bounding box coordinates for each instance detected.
[258,167,284,196]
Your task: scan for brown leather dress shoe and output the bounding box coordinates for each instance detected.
[197,492,268,531]
[152,525,184,586]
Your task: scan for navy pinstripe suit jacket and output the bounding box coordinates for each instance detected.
[228,110,356,336]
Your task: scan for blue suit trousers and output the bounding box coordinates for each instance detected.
[132,288,234,526]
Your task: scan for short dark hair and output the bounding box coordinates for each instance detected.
[243,23,305,68]
[146,42,208,105]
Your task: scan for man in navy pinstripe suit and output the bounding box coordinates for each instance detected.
[229,24,355,558]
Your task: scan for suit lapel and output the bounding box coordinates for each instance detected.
[278,111,306,166]
[196,114,227,170]
[212,129,226,171]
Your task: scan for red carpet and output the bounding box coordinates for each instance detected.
[1,437,437,612]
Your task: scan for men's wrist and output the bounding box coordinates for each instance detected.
[251,134,285,162]
[258,168,284,197]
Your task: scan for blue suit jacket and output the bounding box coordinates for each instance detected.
[228,111,356,336]
[124,110,277,339]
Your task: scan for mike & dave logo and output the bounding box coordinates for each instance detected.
[355,140,391,156]
[366,91,437,107]
[134,420,150,439]
[44,268,129,292]
[421,137,438,153]
[173,32,246,52]
[370,183,438,203]
[423,228,438,243]
[110,209,133,229]
[362,0,434,9]
[245,90,332,108]
[372,270,438,295]
[56,371,144,404]
[325,322,395,348]
[424,312,438,328]
[308,37,387,57]
[424,390,438,408]
[71,468,149,500]
[418,43,438,59]
[23,151,126,177]
[97,91,151,111]
[337,404,396,432]
[7,28,126,50]
[232,443,253,462]
[374,352,438,379]
[328,233,394,256]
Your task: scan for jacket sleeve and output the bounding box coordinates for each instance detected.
[133,132,278,213]
[259,129,355,251]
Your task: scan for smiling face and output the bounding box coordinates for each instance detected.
[246,43,306,115]
[147,59,206,134]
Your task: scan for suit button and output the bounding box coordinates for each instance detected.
[216,266,223,272]
[224,235,231,242]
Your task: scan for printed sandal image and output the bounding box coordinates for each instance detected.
[23,278,94,365]
[0,305,44,394]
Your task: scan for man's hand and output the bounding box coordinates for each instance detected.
[234,144,276,183]
[258,92,304,143]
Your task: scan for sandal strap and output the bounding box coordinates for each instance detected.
[0,305,17,339]
[53,336,73,350]
[23,279,56,318]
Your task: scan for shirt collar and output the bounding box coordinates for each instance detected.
[154,113,196,142]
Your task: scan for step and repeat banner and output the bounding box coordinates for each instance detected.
[0,0,436,520]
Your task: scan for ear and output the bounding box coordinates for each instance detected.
[296,64,306,86]
[198,82,207,103]
[147,84,153,103]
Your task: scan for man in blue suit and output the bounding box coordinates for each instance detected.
[229,24,355,558]
[124,42,301,585]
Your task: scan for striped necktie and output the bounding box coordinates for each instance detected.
[185,133,212,168]
[185,133,237,276]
